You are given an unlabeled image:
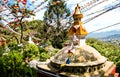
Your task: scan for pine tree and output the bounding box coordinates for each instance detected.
[43,0,72,48]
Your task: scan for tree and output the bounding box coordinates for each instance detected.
[43,0,72,48]
[10,3,35,44]
[0,0,48,44]
[0,0,35,44]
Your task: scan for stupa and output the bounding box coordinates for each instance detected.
[37,4,118,77]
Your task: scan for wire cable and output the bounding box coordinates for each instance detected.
[89,22,120,34]
[83,3,120,24]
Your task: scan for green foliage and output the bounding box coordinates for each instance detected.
[8,3,35,43]
[39,47,50,61]
[8,43,19,51]
[0,46,6,57]
[0,42,40,77]
[51,35,64,49]
[0,49,38,77]
[23,44,39,59]
[46,40,52,45]
[43,0,71,48]
[40,52,50,61]
[39,47,48,53]
[16,65,37,77]
[23,20,47,44]
[50,49,59,56]
[86,38,120,73]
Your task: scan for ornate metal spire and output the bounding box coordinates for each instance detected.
[68,4,88,37]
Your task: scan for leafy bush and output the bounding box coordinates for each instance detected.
[0,50,38,77]
[39,47,50,61]
[0,51,23,77]
[23,44,39,60]
[40,52,50,61]
[8,42,20,51]
[39,47,48,53]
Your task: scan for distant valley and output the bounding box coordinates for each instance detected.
[86,30,120,46]
[86,30,120,40]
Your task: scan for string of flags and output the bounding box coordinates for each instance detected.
[1,0,119,30]
[33,0,60,13]
[1,0,9,3]
[83,2,120,24]
[0,21,20,35]
[81,0,108,12]
[0,0,62,31]
[1,0,118,19]
[1,0,61,15]
[19,0,27,5]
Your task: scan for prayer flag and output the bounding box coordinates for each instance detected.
[19,0,26,5]
[66,58,70,64]
[3,0,8,3]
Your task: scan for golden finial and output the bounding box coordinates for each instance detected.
[73,4,83,19]
[67,4,88,36]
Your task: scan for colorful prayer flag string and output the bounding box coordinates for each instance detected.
[33,0,61,13]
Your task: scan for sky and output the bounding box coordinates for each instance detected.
[1,0,120,33]
[33,0,120,33]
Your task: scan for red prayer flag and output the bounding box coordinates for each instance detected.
[3,0,8,3]
[19,0,27,5]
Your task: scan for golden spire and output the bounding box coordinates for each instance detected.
[73,4,83,19]
[73,4,81,15]
[67,4,88,37]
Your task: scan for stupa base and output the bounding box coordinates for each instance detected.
[37,61,117,77]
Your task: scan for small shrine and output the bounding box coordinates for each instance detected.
[37,4,118,77]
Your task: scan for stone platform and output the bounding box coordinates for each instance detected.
[37,61,116,77]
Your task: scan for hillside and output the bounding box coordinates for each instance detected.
[86,38,120,73]
[100,34,120,40]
